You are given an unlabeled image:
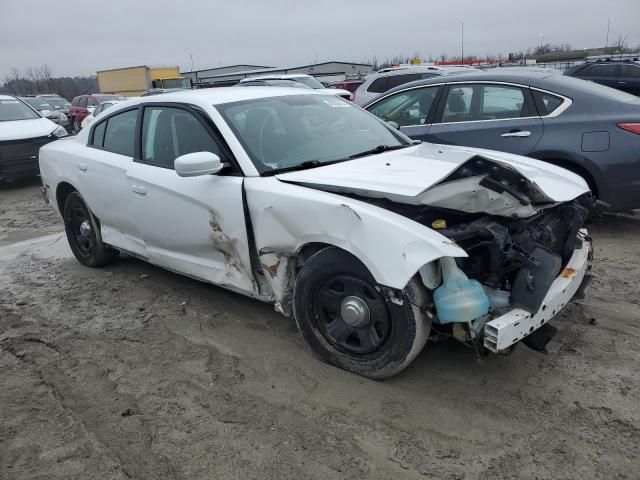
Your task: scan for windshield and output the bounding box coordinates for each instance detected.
[217,94,410,174]
[42,97,71,109]
[0,98,41,121]
[294,76,325,89]
[23,98,54,111]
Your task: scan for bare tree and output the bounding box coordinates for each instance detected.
[613,34,630,53]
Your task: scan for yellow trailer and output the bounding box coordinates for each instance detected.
[97,66,191,96]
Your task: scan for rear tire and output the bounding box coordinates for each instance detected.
[293,247,430,379]
[63,192,115,267]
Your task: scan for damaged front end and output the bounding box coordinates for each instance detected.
[430,191,594,354]
[341,157,595,355]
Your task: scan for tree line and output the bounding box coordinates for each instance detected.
[1,65,98,100]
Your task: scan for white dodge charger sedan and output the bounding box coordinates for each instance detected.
[39,88,594,378]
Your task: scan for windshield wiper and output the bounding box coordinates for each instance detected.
[263,159,347,176]
[348,144,411,160]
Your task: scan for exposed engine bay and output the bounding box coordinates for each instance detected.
[338,161,594,354]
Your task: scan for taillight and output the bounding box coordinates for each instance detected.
[618,123,640,135]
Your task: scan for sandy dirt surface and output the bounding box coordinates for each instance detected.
[1,180,639,480]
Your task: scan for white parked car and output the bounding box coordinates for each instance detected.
[239,74,354,100]
[39,88,593,378]
[0,95,68,180]
[81,100,124,129]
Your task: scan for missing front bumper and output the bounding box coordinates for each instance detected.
[483,231,592,353]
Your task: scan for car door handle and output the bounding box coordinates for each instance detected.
[501,130,532,138]
[77,162,87,172]
[132,184,147,195]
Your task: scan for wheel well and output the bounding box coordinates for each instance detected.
[542,159,599,198]
[55,182,77,215]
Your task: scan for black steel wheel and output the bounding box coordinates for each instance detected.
[314,274,391,355]
[293,247,431,379]
[63,191,115,267]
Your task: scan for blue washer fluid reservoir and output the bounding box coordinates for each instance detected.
[433,257,490,324]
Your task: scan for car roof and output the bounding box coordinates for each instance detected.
[0,94,20,100]
[111,86,332,108]
[241,74,312,82]
[366,66,475,80]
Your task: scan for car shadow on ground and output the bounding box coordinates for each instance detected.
[0,175,42,191]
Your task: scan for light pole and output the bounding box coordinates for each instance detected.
[461,22,464,64]
[605,18,613,55]
[539,33,544,51]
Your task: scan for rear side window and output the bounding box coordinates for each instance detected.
[92,121,106,146]
[620,65,640,78]
[103,109,137,156]
[367,77,388,93]
[532,90,564,116]
[79,97,88,107]
[386,74,421,90]
[141,106,221,169]
[441,84,530,123]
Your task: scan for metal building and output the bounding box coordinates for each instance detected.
[182,61,373,87]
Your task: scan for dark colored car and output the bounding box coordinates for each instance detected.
[565,60,640,96]
[364,71,640,211]
[69,94,125,133]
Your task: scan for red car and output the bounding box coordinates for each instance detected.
[69,94,126,133]
[329,80,364,93]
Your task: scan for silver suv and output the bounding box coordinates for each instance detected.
[353,66,476,106]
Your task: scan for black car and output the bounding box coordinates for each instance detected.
[363,71,640,211]
[565,60,640,96]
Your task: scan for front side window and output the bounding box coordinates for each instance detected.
[0,98,40,121]
[141,106,221,169]
[590,64,618,77]
[368,87,439,127]
[217,94,410,174]
[79,97,88,108]
[441,84,530,123]
[102,109,137,156]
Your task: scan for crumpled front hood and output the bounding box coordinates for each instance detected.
[276,142,590,217]
[0,117,57,141]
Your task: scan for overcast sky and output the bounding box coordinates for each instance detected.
[1,0,639,78]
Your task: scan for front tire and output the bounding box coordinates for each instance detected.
[63,192,115,267]
[293,247,431,379]
[72,118,81,134]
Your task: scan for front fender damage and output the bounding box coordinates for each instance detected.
[244,177,467,316]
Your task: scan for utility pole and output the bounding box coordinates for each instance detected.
[190,54,194,72]
[461,22,464,64]
[605,18,613,55]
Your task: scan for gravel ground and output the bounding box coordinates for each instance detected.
[1,180,639,480]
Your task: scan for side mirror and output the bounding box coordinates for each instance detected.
[387,121,400,130]
[175,151,224,177]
